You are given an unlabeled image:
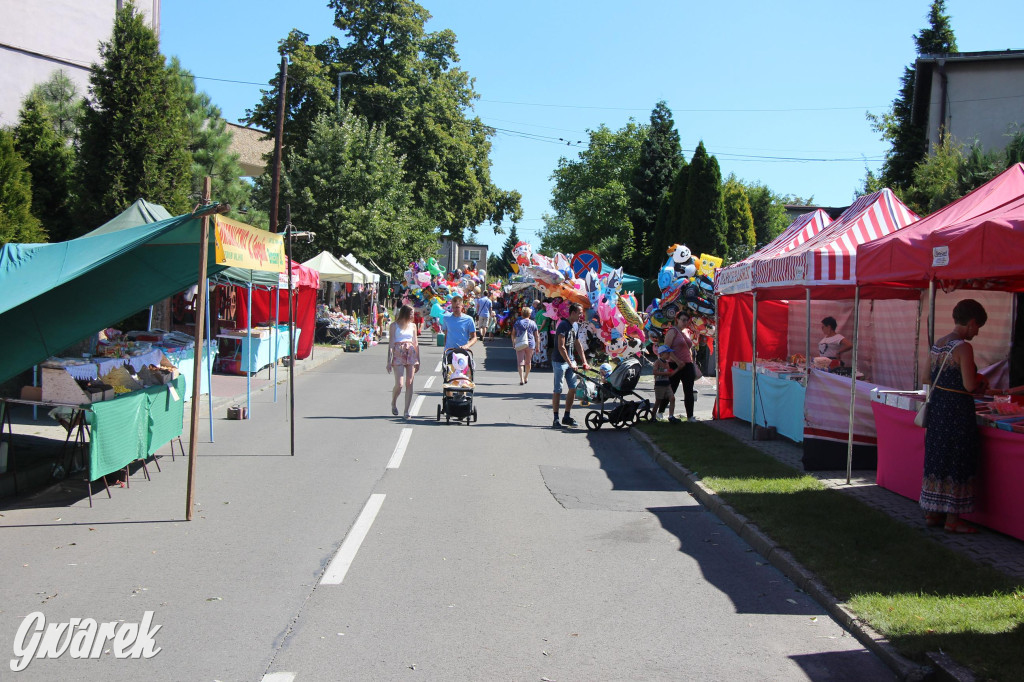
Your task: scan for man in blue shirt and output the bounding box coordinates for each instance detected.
[475,292,493,340]
[443,295,478,352]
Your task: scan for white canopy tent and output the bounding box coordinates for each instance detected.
[302,251,366,284]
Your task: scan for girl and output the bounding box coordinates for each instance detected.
[387,304,420,419]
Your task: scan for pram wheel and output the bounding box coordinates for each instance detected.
[585,411,602,431]
[472,408,478,423]
[436,405,441,421]
[636,407,653,423]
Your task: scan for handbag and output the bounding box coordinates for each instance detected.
[914,350,952,428]
[514,325,530,350]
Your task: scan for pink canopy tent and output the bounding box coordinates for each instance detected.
[857,163,1024,292]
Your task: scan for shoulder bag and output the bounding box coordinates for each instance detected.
[914,349,952,428]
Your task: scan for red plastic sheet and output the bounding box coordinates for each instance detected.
[714,294,790,419]
[235,286,316,360]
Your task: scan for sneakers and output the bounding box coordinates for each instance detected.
[561,415,579,428]
[668,415,684,424]
[552,416,563,428]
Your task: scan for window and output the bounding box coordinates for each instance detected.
[467,249,481,261]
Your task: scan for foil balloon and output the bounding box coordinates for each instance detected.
[512,241,533,266]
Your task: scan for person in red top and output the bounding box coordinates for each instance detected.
[662,312,697,421]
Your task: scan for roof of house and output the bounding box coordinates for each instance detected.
[226,122,274,177]
[913,49,1024,125]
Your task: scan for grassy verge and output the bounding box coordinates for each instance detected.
[637,421,1024,681]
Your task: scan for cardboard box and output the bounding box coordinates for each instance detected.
[19,385,42,401]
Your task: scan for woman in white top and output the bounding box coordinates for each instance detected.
[818,316,853,368]
[387,304,420,419]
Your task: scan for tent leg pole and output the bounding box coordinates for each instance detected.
[274,286,279,402]
[206,279,214,443]
[927,280,936,348]
[914,292,923,388]
[186,177,212,521]
[751,292,758,440]
[805,288,811,385]
[286,206,295,457]
[713,302,719,419]
[846,287,861,485]
[246,284,252,419]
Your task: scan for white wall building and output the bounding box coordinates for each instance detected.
[0,0,160,127]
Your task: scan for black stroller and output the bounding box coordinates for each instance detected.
[437,347,478,424]
[572,356,653,431]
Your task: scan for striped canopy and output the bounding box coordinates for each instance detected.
[753,189,919,300]
[715,209,832,295]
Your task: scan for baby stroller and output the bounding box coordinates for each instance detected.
[437,347,478,424]
[572,356,653,431]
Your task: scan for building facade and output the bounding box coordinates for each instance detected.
[914,50,1024,156]
[0,0,160,127]
[438,240,488,275]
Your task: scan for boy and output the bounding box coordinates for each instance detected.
[652,344,682,423]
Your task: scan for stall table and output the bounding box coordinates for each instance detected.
[731,365,806,442]
[217,326,299,374]
[160,342,217,398]
[872,401,1024,541]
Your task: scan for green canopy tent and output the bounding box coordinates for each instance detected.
[0,209,226,386]
[600,263,645,297]
[83,198,173,237]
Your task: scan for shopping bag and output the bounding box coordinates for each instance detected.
[514,330,530,350]
[913,402,928,428]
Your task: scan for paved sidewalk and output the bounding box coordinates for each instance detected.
[708,414,1024,581]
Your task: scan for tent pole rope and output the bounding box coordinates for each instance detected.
[846,286,861,485]
[186,176,212,521]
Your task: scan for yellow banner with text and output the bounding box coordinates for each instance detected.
[214,216,285,272]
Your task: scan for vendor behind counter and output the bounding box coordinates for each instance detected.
[818,316,853,369]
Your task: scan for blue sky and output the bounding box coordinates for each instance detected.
[160,0,1023,258]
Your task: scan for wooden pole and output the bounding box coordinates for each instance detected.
[269,56,288,234]
[286,205,295,457]
[186,177,212,521]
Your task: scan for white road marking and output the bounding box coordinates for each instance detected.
[262,674,296,682]
[434,360,443,373]
[321,494,386,585]
[423,375,436,390]
[387,428,413,469]
[410,394,425,416]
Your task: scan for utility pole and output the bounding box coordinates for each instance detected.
[269,56,288,233]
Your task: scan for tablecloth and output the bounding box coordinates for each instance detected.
[731,367,806,442]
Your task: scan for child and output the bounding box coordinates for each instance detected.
[652,344,682,423]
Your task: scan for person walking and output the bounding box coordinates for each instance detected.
[442,295,478,352]
[532,300,550,369]
[921,299,988,534]
[652,344,682,422]
[386,304,420,419]
[476,291,493,342]
[552,303,589,428]
[511,306,540,385]
[662,312,697,421]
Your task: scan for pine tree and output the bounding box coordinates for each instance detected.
[77,1,192,230]
[27,70,84,143]
[723,177,756,261]
[650,160,689,270]
[628,101,683,273]
[869,0,957,191]
[681,141,726,258]
[168,58,251,218]
[744,181,790,247]
[13,94,76,242]
[492,223,520,278]
[0,129,46,245]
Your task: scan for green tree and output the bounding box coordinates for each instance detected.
[168,58,251,218]
[0,130,46,245]
[247,3,522,239]
[540,122,646,264]
[867,0,957,192]
[650,159,689,270]
[77,1,192,230]
[27,70,84,142]
[681,141,726,258]
[723,176,756,262]
[628,101,683,273]
[489,223,520,278]
[743,181,790,246]
[13,94,76,242]
[276,108,437,275]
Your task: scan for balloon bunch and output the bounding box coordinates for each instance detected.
[646,243,718,345]
[399,256,488,319]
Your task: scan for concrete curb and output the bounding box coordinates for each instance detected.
[632,428,933,682]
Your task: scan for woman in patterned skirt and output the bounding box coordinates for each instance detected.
[386,304,420,419]
[921,299,988,534]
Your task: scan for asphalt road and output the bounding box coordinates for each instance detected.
[0,336,894,681]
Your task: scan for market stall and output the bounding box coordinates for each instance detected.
[854,163,1024,522]
[233,258,319,362]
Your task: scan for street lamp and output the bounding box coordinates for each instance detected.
[336,70,357,110]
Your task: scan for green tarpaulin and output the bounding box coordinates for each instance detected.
[600,262,645,295]
[83,199,173,237]
[0,210,226,385]
[85,376,185,481]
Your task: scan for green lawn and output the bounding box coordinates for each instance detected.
[638,422,1024,681]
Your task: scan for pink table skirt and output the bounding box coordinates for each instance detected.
[872,402,1024,540]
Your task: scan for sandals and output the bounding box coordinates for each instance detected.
[924,512,944,527]
[391,406,399,416]
[944,520,978,534]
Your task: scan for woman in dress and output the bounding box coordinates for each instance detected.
[532,300,550,369]
[921,299,988,534]
[511,306,541,385]
[386,304,420,419]
[663,312,697,421]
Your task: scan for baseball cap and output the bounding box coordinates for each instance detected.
[657,344,672,354]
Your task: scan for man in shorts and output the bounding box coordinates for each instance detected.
[475,291,492,341]
[551,303,589,428]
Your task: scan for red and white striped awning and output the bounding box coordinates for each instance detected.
[753,189,919,298]
[715,209,832,295]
